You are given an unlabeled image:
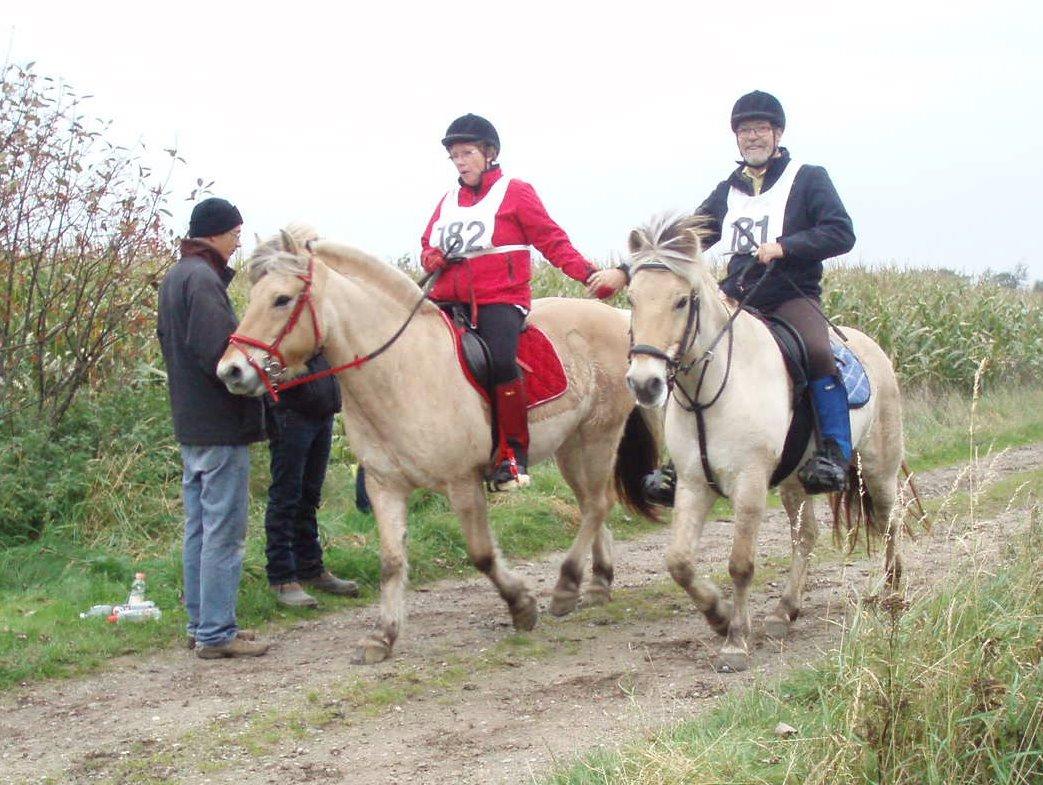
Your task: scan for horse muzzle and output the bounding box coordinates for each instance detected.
[217,354,267,397]
[626,358,669,408]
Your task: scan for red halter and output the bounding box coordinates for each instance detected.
[227,255,445,402]
[227,256,325,401]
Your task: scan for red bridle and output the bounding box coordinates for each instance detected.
[227,254,445,401]
[227,256,326,401]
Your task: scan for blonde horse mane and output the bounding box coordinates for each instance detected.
[628,213,728,317]
[245,225,427,313]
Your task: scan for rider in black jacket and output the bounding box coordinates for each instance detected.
[645,91,856,504]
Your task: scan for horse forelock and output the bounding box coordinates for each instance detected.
[246,243,310,284]
[246,223,321,284]
[630,213,717,290]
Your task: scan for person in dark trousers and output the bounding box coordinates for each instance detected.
[643,90,856,505]
[265,352,361,607]
[157,197,269,659]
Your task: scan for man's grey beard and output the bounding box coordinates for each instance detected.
[742,148,773,168]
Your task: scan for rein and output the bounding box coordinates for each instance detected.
[627,259,775,496]
[228,255,442,402]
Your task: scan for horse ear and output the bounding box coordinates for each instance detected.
[253,232,263,247]
[683,229,704,258]
[628,229,643,254]
[280,229,301,255]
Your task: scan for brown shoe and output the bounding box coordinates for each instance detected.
[301,571,360,597]
[271,581,319,608]
[195,633,269,659]
[187,629,257,651]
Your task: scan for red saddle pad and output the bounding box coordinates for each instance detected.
[438,311,568,409]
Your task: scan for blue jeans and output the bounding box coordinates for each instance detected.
[181,444,250,647]
[264,409,332,585]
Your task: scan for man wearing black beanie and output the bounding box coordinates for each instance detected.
[157,197,269,659]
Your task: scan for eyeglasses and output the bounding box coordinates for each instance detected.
[736,124,774,138]
[448,148,483,162]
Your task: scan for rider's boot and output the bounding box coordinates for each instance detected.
[798,374,853,494]
[642,461,677,507]
[488,378,531,492]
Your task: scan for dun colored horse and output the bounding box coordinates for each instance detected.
[621,214,906,672]
[217,230,658,663]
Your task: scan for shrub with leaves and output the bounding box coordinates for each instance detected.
[0,62,179,429]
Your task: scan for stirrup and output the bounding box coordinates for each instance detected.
[798,445,849,495]
[485,456,531,493]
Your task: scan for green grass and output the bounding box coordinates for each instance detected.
[3,381,1043,691]
[545,506,1043,785]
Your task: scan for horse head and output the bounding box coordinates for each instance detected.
[217,223,329,397]
[625,213,717,408]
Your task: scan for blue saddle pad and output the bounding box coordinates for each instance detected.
[832,340,870,409]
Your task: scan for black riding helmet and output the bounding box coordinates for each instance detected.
[730,91,785,132]
[441,113,500,155]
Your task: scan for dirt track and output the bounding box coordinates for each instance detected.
[1,445,1040,785]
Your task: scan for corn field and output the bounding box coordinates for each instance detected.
[528,260,1043,389]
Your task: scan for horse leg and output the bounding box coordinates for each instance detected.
[865,466,902,591]
[354,481,410,664]
[665,480,729,636]
[715,473,769,673]
[765,478,819,639]
[550,436,617,615]
[447,479,538,631]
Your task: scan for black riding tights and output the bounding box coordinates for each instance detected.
[475,303,525,385]
[764,296,837,379]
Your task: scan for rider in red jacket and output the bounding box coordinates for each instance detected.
[421,114,626,491]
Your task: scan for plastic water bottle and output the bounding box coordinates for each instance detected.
[128,572,147,605]
[112,604,162,622]
[79,604,114,619]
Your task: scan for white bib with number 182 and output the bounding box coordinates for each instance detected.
[430,176,519,258]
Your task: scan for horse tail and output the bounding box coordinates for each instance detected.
[831,453,876,551]
[831,456,930,550]
[614,407,662,523]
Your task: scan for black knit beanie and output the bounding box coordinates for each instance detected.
[188,198,244,238]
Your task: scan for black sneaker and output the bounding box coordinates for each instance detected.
[642,464,676,507]
[798,440,850,494]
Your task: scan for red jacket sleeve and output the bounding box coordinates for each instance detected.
[512,181,596,283]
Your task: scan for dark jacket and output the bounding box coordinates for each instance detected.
[270,353,341,420]
[697,148,855,309]
[157,239,266,446]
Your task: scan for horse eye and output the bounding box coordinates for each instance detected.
[274,294,292,307]
[674,296,688,310]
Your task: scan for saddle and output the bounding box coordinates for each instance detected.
[436,305,569,408]
[756,313,871,487]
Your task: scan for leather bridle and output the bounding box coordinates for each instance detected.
[227,256,324,401]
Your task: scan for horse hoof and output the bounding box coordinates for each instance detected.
[582,585,612,608]
[353,636,391,664]
[549,590,579,617]
[764,615,791,640]
[510,595,538,631]
[713,649,750,673]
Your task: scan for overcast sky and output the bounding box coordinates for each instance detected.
[7,0,1043,282]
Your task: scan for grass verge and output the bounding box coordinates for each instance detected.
[544,507,1043,785]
